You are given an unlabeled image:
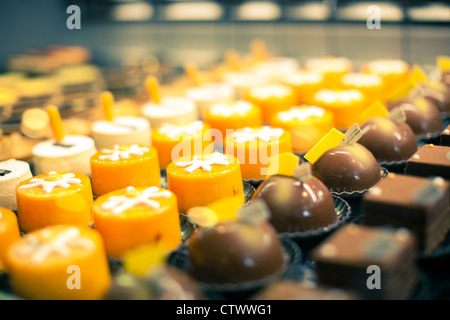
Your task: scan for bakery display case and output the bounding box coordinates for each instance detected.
[0,0,449,302]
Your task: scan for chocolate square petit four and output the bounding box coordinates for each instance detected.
[361,174,449,252]
[440,125,450,146]
[404,144,450,180]
[311,224,417,300]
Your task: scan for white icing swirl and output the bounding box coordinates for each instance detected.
[99,144,150,161]
[277,106,325,122]
[17,171,81,193]
[249,84,292,99]
[175,152,229,173]
[315,89,363,103]
[157,121,204,138]
[232,126,284,143]
[209,101,253,117]
[283,72,324,86]
[100,186,172,216]
[366,59,409,75]
[341,73,382,87]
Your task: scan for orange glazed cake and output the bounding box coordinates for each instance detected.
[90,144,160,197]
[0,208,21,270]
[303,57,354,89]
[166,153,244,214]
[360,59,410,94]
[270,106,334,154]
[311,88,367,130]
[281,71,326,105]
[93,186,181,258]
[151,121,213,169]
[224,126,292,180]
[203,100,263,146]
[16,171,94,233]
[5,224,111,300]
[245,84,296,124]
[339,73,385,104]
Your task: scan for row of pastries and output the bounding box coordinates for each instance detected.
[0,41,450,300]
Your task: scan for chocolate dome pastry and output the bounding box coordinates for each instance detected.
[416,81,450,114]
[252,163,337,233]
[387,97,442,136]
[358,108,417,163]
[311,124,381,193]
[187,201,285,285]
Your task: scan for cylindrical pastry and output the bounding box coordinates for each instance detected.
[0,159,33,211]
[141,97,198,128]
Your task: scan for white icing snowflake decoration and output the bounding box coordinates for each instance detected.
[99,144,150,161]
[100,186,172,215]
[175,152,229,173]
[157,121,203,138]
[17,171,81,193]
[209,101,252,117]
[232,126,284,143]
[277,107,325,122]
[17,227,94,265]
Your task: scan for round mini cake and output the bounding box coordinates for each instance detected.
[185,83,234,118]
[245,84,296,124]
[224,126,292,181]
[248,56,300,83]
[281,71,326,104]
[91,116,151,149]
[151,121,213,168]
[0,208,21,269]
[360,59,410,94]
[166,153,244,214]
[311,143,381,193]
[32,135,97,177]
[90,144,161,197]
[311,88,367,130]
[187,220,284,284]
[252,174,337,233]
[141,97,198,129]
[222,71,271,99]
[339,72,385,104]
[416,81,450,114]
[5,224,111,300]
[93,186,181,258]
[16,171,94,233]
[203,100,263,146]
[387,97,443,136]
[0,159,33,211]
[358,117,417,162]
[270,105,334,154]
[303,57,354,88]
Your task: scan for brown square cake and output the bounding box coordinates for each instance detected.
[404,144,450,180]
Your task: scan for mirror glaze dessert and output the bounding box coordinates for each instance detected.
[252,174,337,233]
[358,117,417,162]
[311,143,381,193]
[187,220,284,284]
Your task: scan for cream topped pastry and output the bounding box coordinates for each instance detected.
[249,57,300,82]
[232,126,285,143]
[185,83,234,118]
[209,100,253,118]
[157,121,204,139]
[0,159,33,211]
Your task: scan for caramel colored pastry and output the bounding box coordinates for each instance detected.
[187,220,284,284]
[16,171,94,233]
[270,105,334,154]
[358,117,417,162]
[252,174,337,233]
[5,224,111,300]
[224,126,292,180]
[245,84,296,123]
[151,121,212,168]
[93,186,181,258]
[312,143,381,193]
[311,89,367,130]
[387,97,443,136]
[90,145,161,197]
[166,153,244,214]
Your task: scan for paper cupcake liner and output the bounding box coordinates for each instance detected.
[331,166,389,199]
[167,235,304,300]
[277,195,352,258]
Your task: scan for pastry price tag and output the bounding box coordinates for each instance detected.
[412,177,446,207]
[237,199,271,225]
[387,107,406,124]
[341,123,362,145]
[293,162,313,182]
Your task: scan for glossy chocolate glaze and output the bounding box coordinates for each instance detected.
[187,220,284,284]
[442,72,450,87]
[252,174,337,233]
[418,82,450,113]
[312,143,381,192]
[387,98,442,136]
[358,117,417,162]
